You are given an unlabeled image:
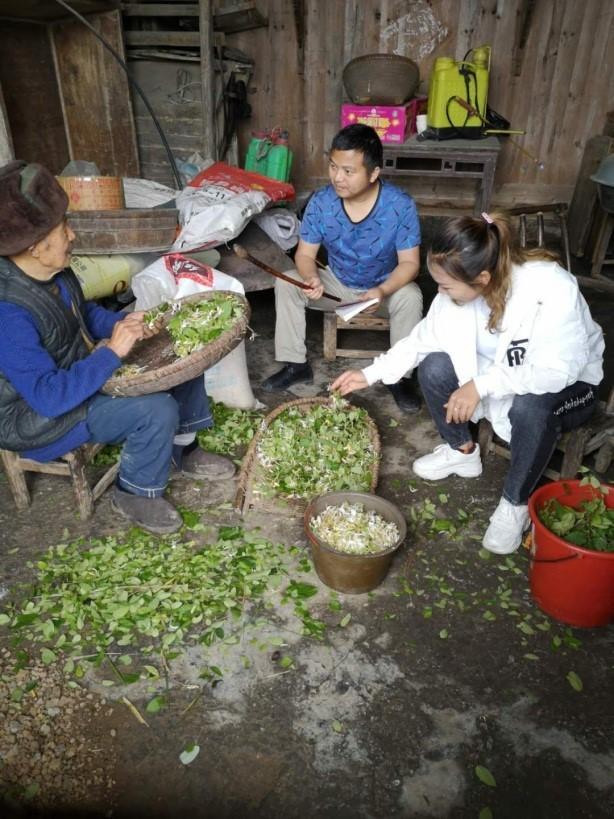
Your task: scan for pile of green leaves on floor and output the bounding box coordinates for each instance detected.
[145,293,246,358]
[0,525,324,681]
[256,397,377,500]
[91,401,263,466]
[197,400,263,456]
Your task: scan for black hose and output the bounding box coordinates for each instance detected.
[53,0,184,190]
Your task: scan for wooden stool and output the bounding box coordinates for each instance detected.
[590,209,614,278]
[0,444,120,519]
[477,387,614,481]
[323,312,390,361]
[507,203,572,273]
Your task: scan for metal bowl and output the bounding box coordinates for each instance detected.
[342,54,420,106]
[304,491,407,594]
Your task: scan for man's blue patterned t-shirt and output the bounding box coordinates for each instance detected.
[299,180,420,289]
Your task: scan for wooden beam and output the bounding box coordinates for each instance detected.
[200,0,216,160]
[121,3,199,15]
[124,31,200,46]
[0,81,14,164]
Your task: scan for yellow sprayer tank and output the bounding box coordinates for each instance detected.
[426,46,491,139]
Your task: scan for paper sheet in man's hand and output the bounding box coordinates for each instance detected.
[335,298,379,322]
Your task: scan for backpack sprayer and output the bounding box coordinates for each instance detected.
[425,45,545,167]
[426,46,492,139]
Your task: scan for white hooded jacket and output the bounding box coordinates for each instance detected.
[362,260,605,441]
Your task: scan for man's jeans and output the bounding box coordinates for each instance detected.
[86,376,212,498]
[417,353,597,505]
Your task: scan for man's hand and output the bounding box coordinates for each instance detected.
[359,286,384,314]
[330,369,368,396]
[131,310,164,338]
[304,275,325,300]
[107,314,146,358]
[444,380,480,424]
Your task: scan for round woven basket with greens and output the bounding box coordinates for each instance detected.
[235,396,380,515]
[102,291,250,397]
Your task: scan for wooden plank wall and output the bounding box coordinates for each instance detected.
[0,22,69,173]
[52,10,140,177]
[225,0,614,206]
[129,59,205,185]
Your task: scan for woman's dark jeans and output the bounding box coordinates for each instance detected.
[417,353,597,505]
[86,376,212,498]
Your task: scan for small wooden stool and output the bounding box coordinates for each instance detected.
[323,312,390,361]
[477,387,614,481]
[590,209,614,278]
[0,444,120,519]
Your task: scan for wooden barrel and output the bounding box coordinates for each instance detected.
[68,208,179,254]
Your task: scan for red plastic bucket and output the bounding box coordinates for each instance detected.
[528,480,614,627]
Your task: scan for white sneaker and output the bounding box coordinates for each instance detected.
[412,443,482,480]
[482,498,529,554]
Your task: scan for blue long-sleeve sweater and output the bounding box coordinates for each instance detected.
[0,278,123,460]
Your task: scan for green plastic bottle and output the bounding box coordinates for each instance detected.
[266,130,293,183]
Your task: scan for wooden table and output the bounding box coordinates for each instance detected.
[381,135,501,215]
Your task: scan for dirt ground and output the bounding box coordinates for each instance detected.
[1,220,613,819]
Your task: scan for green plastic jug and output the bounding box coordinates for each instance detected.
[266,130,293,183]
[244,130,272,175]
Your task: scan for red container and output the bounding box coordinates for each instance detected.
[528,480,614,627]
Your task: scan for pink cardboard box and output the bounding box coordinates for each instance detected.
[340,98,427,144]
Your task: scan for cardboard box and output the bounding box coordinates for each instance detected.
[340,98,427,144]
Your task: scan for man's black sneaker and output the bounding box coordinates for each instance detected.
[387,378,421,414]
[261,362,314,392]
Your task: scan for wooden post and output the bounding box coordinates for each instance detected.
[0,81,14,165]
[0,450,30,510]
[199,0,217,161]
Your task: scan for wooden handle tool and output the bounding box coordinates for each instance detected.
[233,244,341,302]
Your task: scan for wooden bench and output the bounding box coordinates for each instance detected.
[0,444,119,519]
[323,312,391,361]
[477,387,614,480]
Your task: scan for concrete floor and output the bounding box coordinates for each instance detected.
[0,219,613,818]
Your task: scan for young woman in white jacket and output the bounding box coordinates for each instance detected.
[331,212,605,555]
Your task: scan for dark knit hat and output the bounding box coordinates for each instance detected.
[0,160,69,256]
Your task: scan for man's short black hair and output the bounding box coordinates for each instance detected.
[330,124,383,173]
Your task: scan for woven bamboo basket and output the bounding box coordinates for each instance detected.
[102,291,250,397]
[234,396,380,516]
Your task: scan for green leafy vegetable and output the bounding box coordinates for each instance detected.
[256,397,377,500]
[197,400,263,456]
[538,493,613,553]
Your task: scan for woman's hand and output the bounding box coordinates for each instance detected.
[444,380,480,424]
[330,369,368,396]
[107,314,146,358]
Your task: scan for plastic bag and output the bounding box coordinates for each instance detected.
[254,208,300,250]
[172,162,295,252]
[122,178,178,209]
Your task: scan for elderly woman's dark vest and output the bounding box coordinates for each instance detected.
[0,259,91,451]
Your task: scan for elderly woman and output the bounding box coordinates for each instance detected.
[0,160,234,534]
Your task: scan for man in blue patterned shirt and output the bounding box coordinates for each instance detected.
[262,124,423,412]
